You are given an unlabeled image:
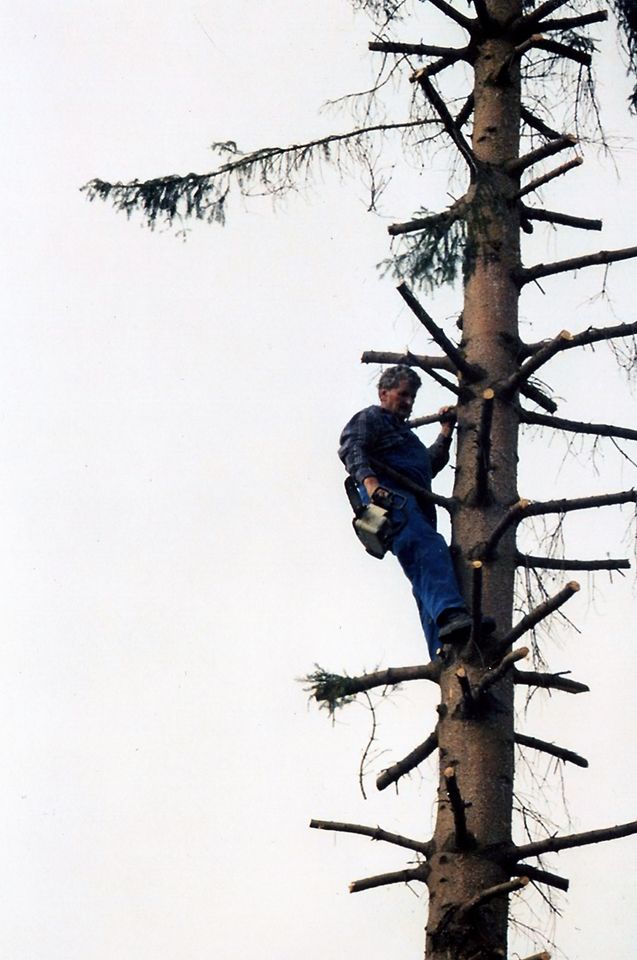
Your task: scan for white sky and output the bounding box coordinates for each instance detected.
[2,2,637,958]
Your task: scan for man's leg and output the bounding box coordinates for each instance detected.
[390,493,465,656]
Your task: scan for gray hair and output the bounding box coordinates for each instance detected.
[378,365,422,393]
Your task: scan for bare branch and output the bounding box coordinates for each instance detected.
[470,560,484,645]
[513,819,637,861]
[520,380,558,413]
[532,36,593,66]
[456,666,475,707]
[524,319,637,356]
[369,40,465,57]
[388,194,469,236]
[456,877,529,919]
[397,282,481,380]
[522,0,572,30]
[514,156,583,199]
[519,408,637,443]
[523,489,637,518]
[503,330,574,396]
[377,729,439,792]
[520,106,562,140]
[522,205,602,231]
[455,93,474,129]
[410,75,477,172]
[518,952,551,960]
[514,732,588,768]
[475,647,529,697]
[423,0,474,32]
[479,498,532,559]
[540,10,608,32]
[309,819,431,855]
[519,245,637,286]
[513,668,589,695]
[506,134,577,175]
[444,767,472,849]
[408,408,457,429]
[349,863,429,893]
[512,864,569,892]
[361,350,454,372]
[516,551,630,572]
[494,582,580,655]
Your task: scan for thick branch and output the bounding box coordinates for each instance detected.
[519,245,637,285]
[513,668,589,695]
[312,662,441,704]
[519,408,637,443]
[397,282,481,380]
[388,195,468,236]
[494,582,580,655]
[523,489,637,518]
[522,205,602,231]
[541,9,608,31]
[513,820,637,861]
[309,819,431,855]
[518,953,551,960]
[408,409,457,429]
[516,550,630,572]
[514,732,588,768]
[506,134,577,175]
[470,560,483,645]
[377,730,439,792]
[479,498,532,558]
[524,318,637,356]
[512,864,569,892]
[456,877,529,919]
[520,380,558,413]
[532,36,593,66]
[349,863,429,893]
[455,93,474,129]
[410,74,477,172]
[361,350,455,372]
[522,0,572,30]
[514,156,583,199]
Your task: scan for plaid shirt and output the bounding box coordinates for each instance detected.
[338,404,451,489]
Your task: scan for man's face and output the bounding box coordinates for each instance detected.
[379,379,418,420]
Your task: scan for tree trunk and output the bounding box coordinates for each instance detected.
[425,4,523,957]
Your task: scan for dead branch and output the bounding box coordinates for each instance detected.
[523,318,637,356]
[503,330,574,396]
[520,380,558,413]
[475,389,495,504]
[410,74,477,172]
[444,767,472,848]
[522,0,572,30]
[479,499,532,558]
[456,876,529,919]
[540,9,608,31]
[514,156,583,199]
[494,582,580,655]
[408,408,457,429]
[309,819,431,855]
[522,206,602,231]
[532,36,593,66]
[361,350,455,372]
[349,863,429,893]
[523,489,637,518]
[456,93,474,129]
[519,408,637,443]
[513,668,589,695]
[423,0,474,32]
[475,647,529,697]
[519,245,637,285]
[514,732,588,768]
[516,550,630,572]
[456,667,475,708]
[369,458,455,511]
[369,40,465,57]
[518,952,551,960]
[512,864,569,892]
[513,819,637,861]
[311,661,441,705]
[520,106,562,140]
[506,134,577,175]
[377,729,439,792]
[397,282,481,380]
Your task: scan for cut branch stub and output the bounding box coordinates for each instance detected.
[505,134,577,175]
[515,155,583,200]
[474,647,529,698]
[455,876,529,920]
[470,560,483,645]
[349,863,429,894]
[512,863,569,892]
[376,729,438,792]
[475,389,495,504]
[493,582,580,658]
[503,330,573,397]
[443,767,472,849]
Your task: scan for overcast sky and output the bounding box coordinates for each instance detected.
[2,2,637,959]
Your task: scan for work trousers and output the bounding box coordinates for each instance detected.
[388,490,465,659]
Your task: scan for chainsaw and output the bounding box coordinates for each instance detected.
[344,476,405,559]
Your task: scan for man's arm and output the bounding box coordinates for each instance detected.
[428,406,456,477]
[338,406,385,495]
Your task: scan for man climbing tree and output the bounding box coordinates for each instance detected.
[83,1,637,958]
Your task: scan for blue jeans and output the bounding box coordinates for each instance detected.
[388,491,465,659]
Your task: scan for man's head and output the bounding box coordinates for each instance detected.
[378,365,421,420]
